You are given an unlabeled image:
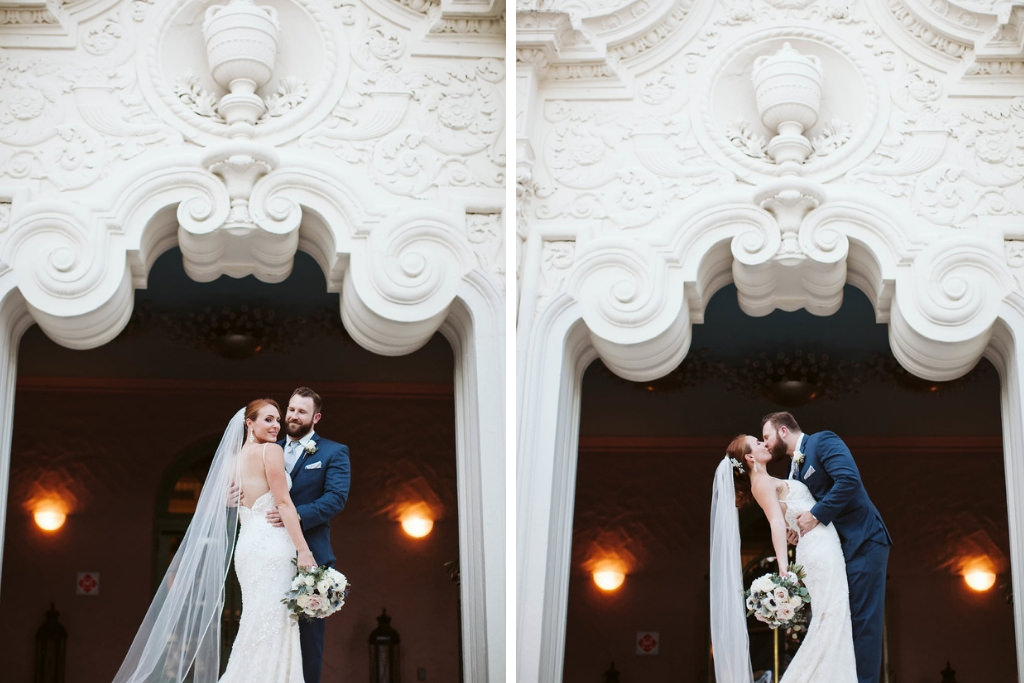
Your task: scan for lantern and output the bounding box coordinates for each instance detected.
[34,603,66,683]
[369,608,400,683]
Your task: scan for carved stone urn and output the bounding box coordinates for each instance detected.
[203,0,281,127]
[751,42,824,167]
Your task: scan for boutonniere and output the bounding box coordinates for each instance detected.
[303,441,318,455]
[793,450,805,468]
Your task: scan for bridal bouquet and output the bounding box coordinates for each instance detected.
[744,565,810,630]
[282,562,350,620]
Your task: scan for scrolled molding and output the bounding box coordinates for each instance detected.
[567,237,690,381]
[2,200,134,348]
[343,209,476,356]
[890,232,1016,381]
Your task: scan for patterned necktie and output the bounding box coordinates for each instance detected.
[286,440,302,471]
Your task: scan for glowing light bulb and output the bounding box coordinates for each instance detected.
[401,514,434,538]
[964,568,996,591]
[593,568,626,591]
[34,507,66,532]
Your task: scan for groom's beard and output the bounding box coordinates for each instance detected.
[769,439,789,462]
[286,420,313,439]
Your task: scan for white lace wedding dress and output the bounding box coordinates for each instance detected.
[220,475,304,683]
[779,479,857,683]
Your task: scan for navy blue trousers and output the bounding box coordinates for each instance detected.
[846,538,889,683]
[299,616,326,683]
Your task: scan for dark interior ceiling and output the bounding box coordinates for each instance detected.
[17,250,1002,439]
[18,248,455,384]
[580,284,1001,438]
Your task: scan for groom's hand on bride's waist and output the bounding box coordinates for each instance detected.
[796,511,819,534]
[266,508,283,527]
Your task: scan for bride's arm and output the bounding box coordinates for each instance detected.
[264,445,316,569]
[751,478,790,577]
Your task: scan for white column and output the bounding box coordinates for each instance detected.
[0,291,34,593]
[442,274,506,683]
[989,306,1024,682]
[517,302,594,682]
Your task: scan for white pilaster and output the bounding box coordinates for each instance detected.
[988,305,1024,683]
[0,291,35,588]
[517,300,594,682]
[442,272,506,683]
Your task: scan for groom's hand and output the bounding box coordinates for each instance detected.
[265,508,284,527]
[226,482,242,508]
[796,511,819,534]
[787,528,800,545]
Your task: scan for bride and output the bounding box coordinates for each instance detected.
[113,399,315,683]
[710,435,856,683]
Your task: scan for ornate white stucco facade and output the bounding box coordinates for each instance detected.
[516,0,1024,680]
[0,0,504,680]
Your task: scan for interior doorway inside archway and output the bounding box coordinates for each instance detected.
[565,284,1011,682]
[2,248,462,683]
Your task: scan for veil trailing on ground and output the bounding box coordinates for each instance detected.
[113,408,245,683]
[710,456,754,683]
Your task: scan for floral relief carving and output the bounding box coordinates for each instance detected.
[536,240,576,313]
[83,16,124,55]
[174,74,221,120]
[467,212,504,284]
[907,101,1024,227]
[809,119,853,158]
[302,52,502,198]
[415,60,503,155]
[1007,239,1024,291]
[718,0,860,25]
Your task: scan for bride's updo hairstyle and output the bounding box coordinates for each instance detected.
[243,398,281,444]
[725,434,753,508]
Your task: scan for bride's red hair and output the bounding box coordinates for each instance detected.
[725,434,754,508]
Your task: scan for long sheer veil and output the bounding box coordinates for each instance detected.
[710,456,754,683]
[113,408,245,683]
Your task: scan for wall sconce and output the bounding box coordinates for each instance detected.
[399,504,433,539]
[963,559,996,592]
[592,560,626,592]
[33,500,67,532]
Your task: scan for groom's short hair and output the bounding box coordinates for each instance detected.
[291,386,323,414]
[762,411,800,433]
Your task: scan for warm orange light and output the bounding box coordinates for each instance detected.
[965,568,996,591]
[593,568,626,591]
[401,513,434,538]
[962,556,997,591]
[34,505,66,532]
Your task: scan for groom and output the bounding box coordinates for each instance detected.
[761,411,892,683]
[267,386,351,683]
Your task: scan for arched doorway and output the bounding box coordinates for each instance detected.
[0,249,468,682]
[563,285,1011,681]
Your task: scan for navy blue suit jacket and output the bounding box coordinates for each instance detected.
[280,433,350,567]
[798,431,892,560]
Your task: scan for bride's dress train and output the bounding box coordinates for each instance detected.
[779,480,856,683]
[219,483,303,683]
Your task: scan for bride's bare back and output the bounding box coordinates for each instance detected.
[238,442,280,506]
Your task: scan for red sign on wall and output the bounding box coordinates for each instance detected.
[636,631,659,655]
[76,572,100,596]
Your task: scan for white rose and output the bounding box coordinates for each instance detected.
[296,594,310,608]
[790,595,803,609]
[750,574,775,594]
[316,579,332,594]
[304,575,315,586]
[776,604,795,621]
[773,587,789,602]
